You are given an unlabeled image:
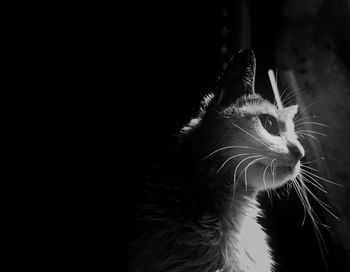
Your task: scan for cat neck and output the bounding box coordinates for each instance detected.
[168,138,261,229]
[169,163,260,229]
[218,176,260,229]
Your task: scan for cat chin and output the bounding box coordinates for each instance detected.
[279,161,301,182]
[244,160,301,191]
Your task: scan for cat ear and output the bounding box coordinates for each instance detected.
[215,49,256,108]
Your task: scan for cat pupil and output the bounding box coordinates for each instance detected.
[258,114,280,136]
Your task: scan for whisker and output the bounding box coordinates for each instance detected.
[295,177,331,227]
[300,168,342,187]
[296,130,327,137]
[270,158,279,201]
[263,158,277,200]
[270,161,276,188]
[202,146,263,160]
[300,164,319,172]
[273,189,282,200]
[300,169,324,188]
[291,178,308,225]
[294,116,313,123]
[216,153,251,174]
[233,155,264,184]
[239,156,267,190]
[296,176,330,257]
[273,164,278,188]
[301,181,339,220]
[285,181,293,198]
[281,87,305,106]
[281,89,294,105]
[302,157,326,165]
[298,177,332,213]
[297,132,320,142]
[282,90,303,106]
[300,171,327,193]
[230,154,263,206]
[294,121,328,127]
[295,177,328,226]
[283,96,297,107]
[279,84,293,102]
[262,163,271,198]
[294,101,320,120]
[231,122,273,150]
[294,115,318,124]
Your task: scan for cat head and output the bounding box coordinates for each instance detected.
[182,49,305,192]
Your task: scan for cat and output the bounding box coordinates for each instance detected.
[127,49,305,272]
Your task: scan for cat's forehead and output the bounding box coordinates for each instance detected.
[238,94,278,117]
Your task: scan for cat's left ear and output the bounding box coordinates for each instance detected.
[215,49,256,108]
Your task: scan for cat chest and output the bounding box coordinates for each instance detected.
[224,215,272,272]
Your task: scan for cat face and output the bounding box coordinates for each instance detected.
[200,49,305,191]
[216,95,304,191]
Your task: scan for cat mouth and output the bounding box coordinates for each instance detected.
[281,162,298,171]
[256,159,300,178]
[278,160,301,178]
[257,158,298,170]
[239,158,301,190]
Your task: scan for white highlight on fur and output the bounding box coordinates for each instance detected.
[268,69,283,109]
[234,199,272,272]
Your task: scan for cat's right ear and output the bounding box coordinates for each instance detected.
[213,49,256,108]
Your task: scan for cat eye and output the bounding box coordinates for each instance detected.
[258,114,280,136]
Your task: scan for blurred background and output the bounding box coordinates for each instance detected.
[122,1,350,271]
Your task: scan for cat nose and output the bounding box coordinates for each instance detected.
[287,143,305,161]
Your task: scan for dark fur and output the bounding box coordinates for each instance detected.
[127,50,270,272]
